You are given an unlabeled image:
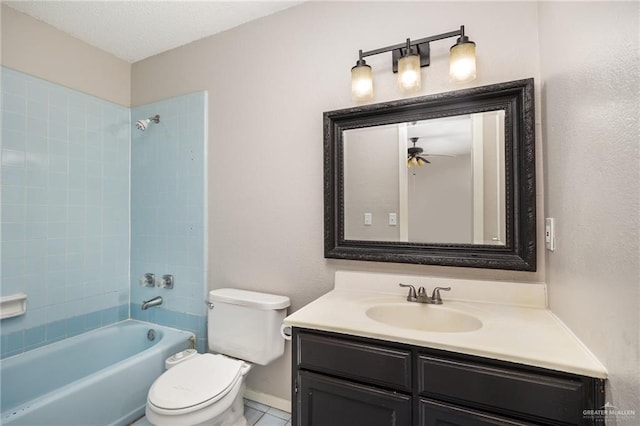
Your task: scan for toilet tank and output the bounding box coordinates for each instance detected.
[207,288,290,365]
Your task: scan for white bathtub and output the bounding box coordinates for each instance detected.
[0,319,194,425]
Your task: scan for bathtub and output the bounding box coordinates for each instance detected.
[0,319,194,425]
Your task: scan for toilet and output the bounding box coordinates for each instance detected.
[145,288,290,426]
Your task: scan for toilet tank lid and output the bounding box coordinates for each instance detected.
[208,288,290,310]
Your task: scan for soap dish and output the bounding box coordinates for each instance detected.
[0,293,27,319]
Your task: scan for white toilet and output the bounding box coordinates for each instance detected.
[145,288,290,426]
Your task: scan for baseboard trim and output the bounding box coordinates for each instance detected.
[244,388,291,413]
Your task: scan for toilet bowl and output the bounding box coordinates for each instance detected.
[145,289,290,426]
[146,354,251,426]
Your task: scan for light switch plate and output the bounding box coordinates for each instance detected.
[545,218,555,251]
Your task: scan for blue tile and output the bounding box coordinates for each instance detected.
[26,135,47,154]
[1,185,24,205]
[1,204,26,224]
[0,69,134,341]
[24,325,46,347]
[2,222,25,241]
[2,166,25,186]
[2,70,28,96]
[26,168,48,187]
[48,87,69,109]
[2,92,27,114]
[1,330,25,356]
[28,117,48,138]
[67,316,85,336]
[84,311,102,331]
[26,187,47,205]
[118,304,129,321]
[2,128,26,151]
[2,240,25,259]
[27,79,49,103]
[101,306,118,325]
[46,319,66,341]
[27,99,48,119]
[2,148,26,168]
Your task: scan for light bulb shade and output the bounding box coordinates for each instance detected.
[351,63,374,100]
[449,40,476,82]
[397,53,421,91]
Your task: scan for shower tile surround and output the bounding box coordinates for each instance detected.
[129,92,208,352]
[0,68,208,357]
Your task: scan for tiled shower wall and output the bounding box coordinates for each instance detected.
[129,92,208,352]
[0,68,130,358]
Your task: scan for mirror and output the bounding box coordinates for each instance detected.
[324,79,536,271]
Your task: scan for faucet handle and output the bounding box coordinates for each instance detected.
[430,287,451,304]
[398,283,417,301]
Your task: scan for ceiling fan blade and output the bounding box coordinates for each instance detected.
[422,153,455,158]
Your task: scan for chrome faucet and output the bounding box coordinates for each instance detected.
[141,296,163,310]
[399,284,451,304]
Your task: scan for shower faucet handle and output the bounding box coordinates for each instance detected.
[156,274,174,289]
[139,273,155,287]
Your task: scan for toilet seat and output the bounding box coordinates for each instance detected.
[148,353,244,414]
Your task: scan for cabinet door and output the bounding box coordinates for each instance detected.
[297,371,411,426]
[420,399,535,426]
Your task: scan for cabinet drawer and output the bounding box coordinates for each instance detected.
[419,355,586,424]
[420,399,535,426]
[297,332,412,391]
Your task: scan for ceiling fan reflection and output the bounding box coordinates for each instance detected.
[407,137,453,167]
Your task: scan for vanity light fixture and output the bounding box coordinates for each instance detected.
[351,25,477,101]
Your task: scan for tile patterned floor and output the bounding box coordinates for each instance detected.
[130,399,291,426]
[244,399,292,426]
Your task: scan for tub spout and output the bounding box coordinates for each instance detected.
[141,296,163,310]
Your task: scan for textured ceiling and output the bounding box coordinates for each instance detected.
[4,1,303,63]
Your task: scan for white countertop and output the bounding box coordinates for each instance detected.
[284,271,607,379]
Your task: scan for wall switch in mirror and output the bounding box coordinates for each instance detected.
[545,218,555,251]
[364,213,372,226]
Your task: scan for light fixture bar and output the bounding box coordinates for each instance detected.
[359,28,463,59]
[350,26,475,100]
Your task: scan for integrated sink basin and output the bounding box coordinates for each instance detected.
[366,303,483,333]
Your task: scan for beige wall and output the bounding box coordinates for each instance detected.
[539,1,639,413]
[344,125,400,241]
[1,5,130,106]
[132,1,543,402]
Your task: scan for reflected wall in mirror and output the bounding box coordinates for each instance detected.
[344,111,506,245]
[325,79,536,271]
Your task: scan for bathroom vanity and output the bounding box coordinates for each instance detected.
[293,328,603,425]
[284,272,607,426]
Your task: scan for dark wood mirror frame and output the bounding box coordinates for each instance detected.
[324,78,536,271]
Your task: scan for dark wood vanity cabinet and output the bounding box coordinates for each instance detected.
[292,328,605,426]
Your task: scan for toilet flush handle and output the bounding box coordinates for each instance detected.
[204,300,214,309]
